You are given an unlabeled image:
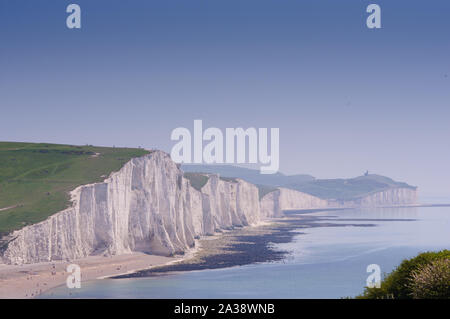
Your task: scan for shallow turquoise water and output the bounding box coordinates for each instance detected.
[40,206,450,298]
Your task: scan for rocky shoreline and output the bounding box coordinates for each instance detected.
[115,210,402,279]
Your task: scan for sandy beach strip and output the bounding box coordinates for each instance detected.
[0,252,177,299]
[0,222,267,299]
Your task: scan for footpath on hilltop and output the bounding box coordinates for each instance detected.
[0,142,148,236]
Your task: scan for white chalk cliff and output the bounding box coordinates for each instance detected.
[1,152,275,265]
[260,187,418,216]
[0,151,418,265]
[260,188,329,217]
[327,188,418,208]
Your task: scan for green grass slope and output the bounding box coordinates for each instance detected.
[0,142,149,236]
[256,184,278,200]
[183,172,210,191]
[183,171,276,200]
[181,164,315,187]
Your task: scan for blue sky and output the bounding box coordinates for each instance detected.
[0,0,449,196]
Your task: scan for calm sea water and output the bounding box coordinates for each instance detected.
[40,205,450,299]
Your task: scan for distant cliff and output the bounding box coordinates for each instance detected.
[0,151,418,265]
[182,164,417,203]
[327,187,418,208]
[260,188,328,217]
[259,186,417,216]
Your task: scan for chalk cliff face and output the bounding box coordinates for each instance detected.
[327,187,418,208]
[260,187,418,215]
[1,152,270,265]
[260,188,328,217]
[0,151,418,265]
[200,175,262,234]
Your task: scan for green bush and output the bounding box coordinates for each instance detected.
[358,250,450,299]
[409,259,450,299]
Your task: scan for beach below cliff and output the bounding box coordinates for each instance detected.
[0,219,277,298]
[0,220,273,298]
[0,252,179,299]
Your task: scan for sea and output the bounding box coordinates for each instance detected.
[40,198,450,299]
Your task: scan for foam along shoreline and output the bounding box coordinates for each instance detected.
[0,252,178,299]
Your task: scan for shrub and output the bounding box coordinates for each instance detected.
[409,259,450,299]
[357,249,450,299]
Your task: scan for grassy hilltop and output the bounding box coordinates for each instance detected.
[0,142,148,236]
[293,174,417,201]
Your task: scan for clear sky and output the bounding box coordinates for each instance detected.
[1,1,449,196]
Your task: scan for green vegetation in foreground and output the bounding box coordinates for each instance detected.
[357,250,450,299]
[184,172,209,191]
[0,142,149,236]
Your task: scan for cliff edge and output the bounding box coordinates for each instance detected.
[1,151,276,265]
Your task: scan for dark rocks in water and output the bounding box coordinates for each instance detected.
[115,213,407,279]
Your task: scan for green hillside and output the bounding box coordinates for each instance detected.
[183,171,277,199]
[181,164,416,201]
[182,164,315,187]
[295,174,417,201]
[0,142,149,236]
[183,172,209,191]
